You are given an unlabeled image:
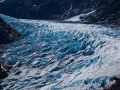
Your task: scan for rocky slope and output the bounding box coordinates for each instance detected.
[0,18,21,79]
[0,17,21,45]
[83,0,120,26]
[0,62,12,79]
[0,17,21,79]
[104,77,120,90]
[0,0,106,20]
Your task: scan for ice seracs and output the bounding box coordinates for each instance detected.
[0,14,120,90]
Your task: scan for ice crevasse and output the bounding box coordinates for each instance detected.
[0,14,120,90]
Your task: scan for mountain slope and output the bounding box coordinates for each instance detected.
[0,0,106,20]
[0,17,21,80]
[0,17,21,44]
[83,0,120,25]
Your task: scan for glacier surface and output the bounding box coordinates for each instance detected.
[65,11,95,22]
[0,14,120,90]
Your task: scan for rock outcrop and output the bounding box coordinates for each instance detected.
[0,17,21,79]
[104,77,120,90]
[0,17,21,45]
[83,0,120,26]
[0,0,106,20]
[0,62,12,79]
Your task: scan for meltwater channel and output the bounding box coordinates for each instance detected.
[0,14,120,90]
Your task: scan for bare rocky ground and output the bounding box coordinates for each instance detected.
[0,17,21,79]
[83,0,120,26]
[104,77,120,90]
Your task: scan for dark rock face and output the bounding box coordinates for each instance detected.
[83,0,120,26]
[0,0,106,20]
[0,18,20,79]
[104,77,120,90]
[0,17,21,44]
[0,62,12,79]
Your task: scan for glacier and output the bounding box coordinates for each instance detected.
[0,14,120,90]
[65,11,95,22]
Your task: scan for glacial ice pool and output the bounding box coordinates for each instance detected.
[0,14,120,90]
